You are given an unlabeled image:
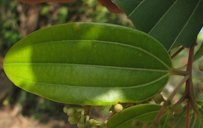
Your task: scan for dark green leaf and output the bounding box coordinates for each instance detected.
[3,22,171,105]
[107,104,160,128]
[113,0,203,50]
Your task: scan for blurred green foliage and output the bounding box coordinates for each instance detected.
[0,0,20,55]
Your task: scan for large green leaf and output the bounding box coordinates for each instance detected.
[113,0,203,50]
[3,22,171,105]
[107,104,161,128]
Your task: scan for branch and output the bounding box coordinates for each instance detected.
[184,43,195,128]
[166,76,189,104]
[153,75,189,125]
[185,44,194,99]
[171,46,184,59]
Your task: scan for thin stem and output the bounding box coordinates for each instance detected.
[153,76,189,124]
[185,44,194,99]
[171,46,185,59]
[173,43,198,115]
[173,96,185,108]
[153,105,167,125]
[167,75,189,104]
[184,43,195,128]
[170,68,189,76]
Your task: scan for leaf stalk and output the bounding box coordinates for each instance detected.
[170,68,189,76]
[171,46,185,59]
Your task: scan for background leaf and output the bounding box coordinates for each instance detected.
[113,0,203,50]
[3,22,171,105]
[107,104,160,128]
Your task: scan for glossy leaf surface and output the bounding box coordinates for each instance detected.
[113,0,203,50]
[3,22,171,105]
[107,104,160,128]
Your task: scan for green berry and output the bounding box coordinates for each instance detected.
[68,117,77,125]
[67,108,75,115]
[104,120,108,124]
[73,112,81,120]
[76,108,83,112]
[63,107,68,113]
[86,115,90,121]
[89,119,96,125]
[114,104,123,112]
[88,119,102,126]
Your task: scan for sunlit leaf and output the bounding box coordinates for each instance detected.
[3,22,171,105]
[113,0,203,50]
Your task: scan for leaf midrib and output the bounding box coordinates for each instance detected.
[14,39,170,69]
[4,63,169,72]
[6,70,169,88]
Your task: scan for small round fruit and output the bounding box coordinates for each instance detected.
[68,117,77,124]
[63,107,68,113]
[114,104,123,112]
[66,108,75,115]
